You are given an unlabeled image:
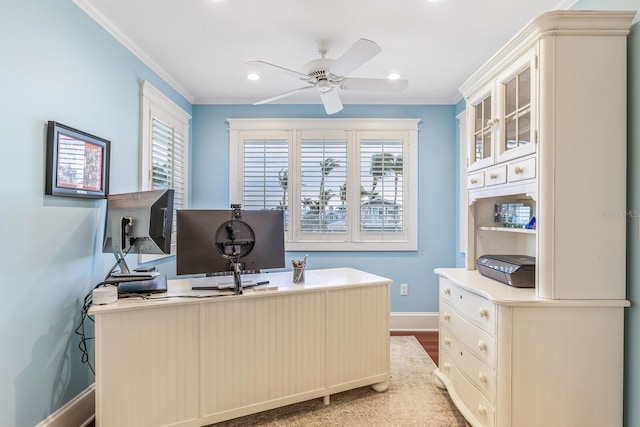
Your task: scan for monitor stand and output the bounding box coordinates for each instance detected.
[117,274,167,294]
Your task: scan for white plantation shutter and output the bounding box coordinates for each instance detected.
[140,81,190,255]
[151,117,186,239]
[299,136,348,234]
[359,136,405,234]
[242,138,289,228]
[229,119,418,251]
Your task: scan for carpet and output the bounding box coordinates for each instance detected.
[210,336,469,426]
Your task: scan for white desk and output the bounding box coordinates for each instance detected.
[90,268,392,427]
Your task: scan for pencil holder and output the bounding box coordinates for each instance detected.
[293,267,305,283]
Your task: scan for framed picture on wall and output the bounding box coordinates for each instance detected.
[45,121,110,199]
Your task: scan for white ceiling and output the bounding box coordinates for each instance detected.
[74,0,637,106]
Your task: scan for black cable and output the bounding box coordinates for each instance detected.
[75,272,231,374]
[74,274,141,375]
[74,284,101,375]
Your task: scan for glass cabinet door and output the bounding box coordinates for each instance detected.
[472,95,492,165]
[503,67,531,152]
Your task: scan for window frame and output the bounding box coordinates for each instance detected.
[228,118,419,251]
[139,80,191,258]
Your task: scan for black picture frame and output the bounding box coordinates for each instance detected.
[45,121,110,199]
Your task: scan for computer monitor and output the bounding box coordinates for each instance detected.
[103,189,174,293]
[176,208,285,289]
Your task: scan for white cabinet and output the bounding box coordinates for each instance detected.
[437,10,634,427]
[435,271,628,427]
[462,10,632,300]
[467,49,537,173]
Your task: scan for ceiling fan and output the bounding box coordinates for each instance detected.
[248,38,409,115]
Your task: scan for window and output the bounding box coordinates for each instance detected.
[140,81,191,255]
[229,119,419,251]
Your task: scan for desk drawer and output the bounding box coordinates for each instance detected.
[451,337,496,403]
[449,285,496,336]
[440,351,496,427]
[441,300,495,369]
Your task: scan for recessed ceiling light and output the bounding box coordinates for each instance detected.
[387,73,401,80]
[247,73,260,81]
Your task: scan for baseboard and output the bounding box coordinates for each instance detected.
[390,312,439,331]
[35,383,95,427]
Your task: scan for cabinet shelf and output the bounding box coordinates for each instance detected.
[477,226,535,234]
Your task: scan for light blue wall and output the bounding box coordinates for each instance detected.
[190,104,458,312]
[0,1,191,426]
[3,0,638,426]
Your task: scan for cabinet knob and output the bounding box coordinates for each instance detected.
[514,166,524,175]
[489,173,498,180]
[470,178,478,184]
[477,340,488,351]
[477,404,487,416]
[478,308,490,318]
[443,312,451,321]
[443,337,451,346]
[443,287,451,295]
[478,371,488,383]
[443,362,451,371]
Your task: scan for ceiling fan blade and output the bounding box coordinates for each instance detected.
[329,38,382,77]
[247,60,309,80]
[253,86,314,105]
[320,89,343,115]
[340,77,409,92]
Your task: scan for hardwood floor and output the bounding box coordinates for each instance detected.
[391,331,439,366]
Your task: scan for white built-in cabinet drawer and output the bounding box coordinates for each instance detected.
[507,156,535,182]
[445,282,496,336]
[468,172,485,189]
[440,277,498,408]
[485,165,507,186]
[441,300,495,369]
[440,351,496,427]
[440,322,496,403]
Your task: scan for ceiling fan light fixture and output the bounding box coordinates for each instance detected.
[316,79,332,92]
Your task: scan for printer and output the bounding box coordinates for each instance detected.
[476,254,535,288]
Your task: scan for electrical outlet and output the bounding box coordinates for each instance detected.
[400,283,408,296]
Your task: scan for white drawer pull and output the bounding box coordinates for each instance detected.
[478,308,490,318]
[443,337,452,346]
[443,362,451,371]
[477,404,487,416]
[470,178,478,184]
[478,371,488,383]
[514,166,524,175]
[489,173,498,180]
[443,312,451,321]
[443,287,451,295]
[477,340,488,351]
